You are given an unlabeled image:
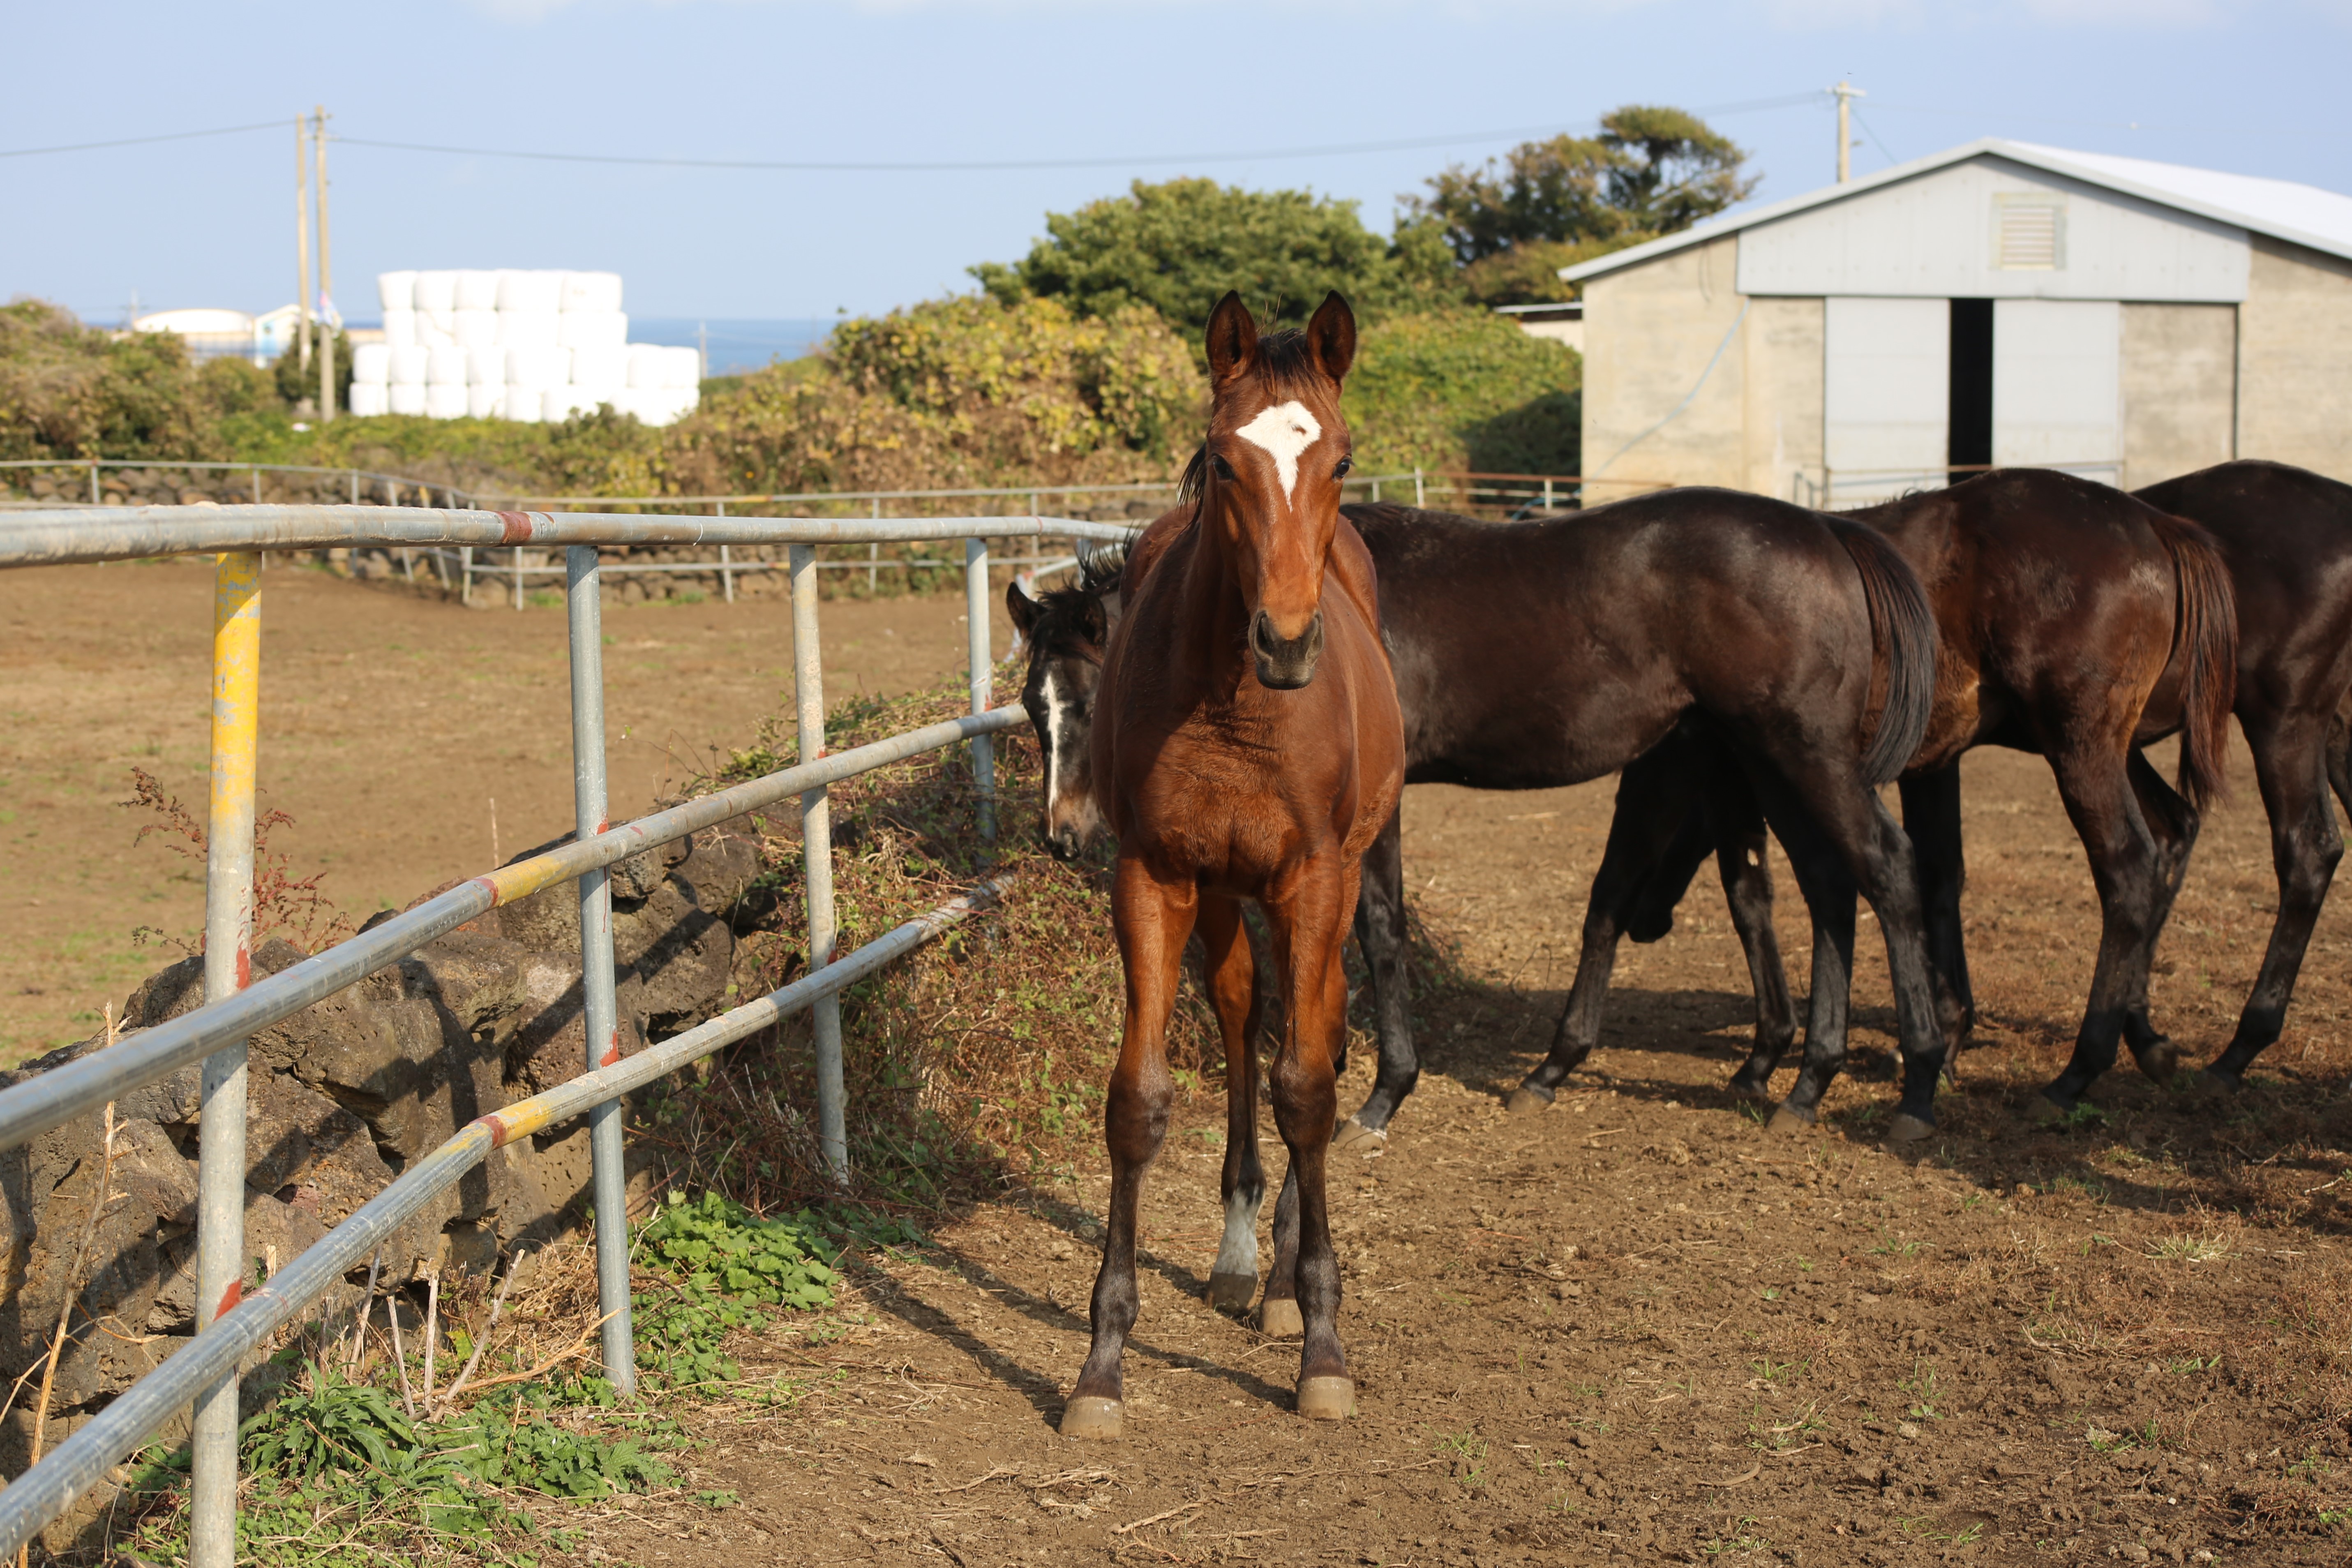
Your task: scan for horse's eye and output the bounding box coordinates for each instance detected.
[1211,453,1236,483]
[1333,456,1353,480]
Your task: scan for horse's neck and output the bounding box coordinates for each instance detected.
[1171,506,1255,693]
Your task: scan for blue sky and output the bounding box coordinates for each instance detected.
[5,1,2347,325]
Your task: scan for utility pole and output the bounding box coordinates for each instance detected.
[1832,80,1865,184]
[295,116,312,378]
[697,321,709,381]
[314,105,335,420]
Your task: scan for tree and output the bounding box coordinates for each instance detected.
[972,178,1440,336]
[1405,106,1757,270]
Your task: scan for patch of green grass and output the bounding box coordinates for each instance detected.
[1871,1232,1929,1259]
[2165,1353,2222,1375]
[1703,1517,1771,1556]
[1749,1356,1807,1386]
[2146,1233,2231,1264]
[1433,1430,1489,1488]
[634,1192,840,1387]
[1900,1358,1944,1421]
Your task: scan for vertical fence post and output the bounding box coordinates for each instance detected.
[89,463,99,506]
[190,551,261,1568]
[251,466,262,505]
[1542,477,1553,513]
[717,501,734,603]
[350,470,360,505]
[565,545,637,1397]
[964,535,995,842]
[512,549,524,611]
[461,545,473,605]
[1414,467,1425,508]
[789,544,847,1184]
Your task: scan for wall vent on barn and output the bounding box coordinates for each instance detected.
[1993,194,2066,271]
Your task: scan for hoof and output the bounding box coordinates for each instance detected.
[1296,1376,1356,1420]
[2133,1036,2180,1086]
[1205,1271,1257,1313]
[1332,1117,1389,1156]
[1258,1298,1304,1338]
[2026,1093,2071,1127]
[1883,1113,1935,1150]
[1765,1102,1816,1136]
[2193,1065,2243,1098]
[1505,1084,1555,1116]
[1726,1074,1774,1103]
[1059,1396,1124,1441]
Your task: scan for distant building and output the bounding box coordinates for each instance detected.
[132,307,261,365]
[1562,140,2352,503]
[1495,300,1583,356]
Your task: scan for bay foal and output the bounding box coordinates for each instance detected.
[1060,292,1403,1438]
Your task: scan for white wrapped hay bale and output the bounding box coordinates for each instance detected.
[454,270,499,310]
[626,343,668,389]
[502,386,544,423]
[504,344,568,390]
[387,345,430,387]
[411,270,457,313]
[467,383,503,419]
[466,345,508,386]
[426,346,470,387]
[415,313,456,350]
[453,308,499,348]
[495,310,559,349]
[381,309,417,349]
[388,384,427,416]
[558,311,626,350]
[347,382,390,417]
[542,386,594,422]
[351,343,392,385]
[665,346,702,388]
[496,268,562,312]
[424,383,469,420]
[560,271,623,313]
[570,344,628,388]
[376,271,416,312]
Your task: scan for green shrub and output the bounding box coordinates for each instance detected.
[1348,307,1582,476]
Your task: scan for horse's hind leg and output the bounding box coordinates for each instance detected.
[2038,746,2167,1115]
[2119,748,2204,1084]
[2205,712,2342,1088]
[1706,764,1800,1098]
[1198,896,1267,1316]
[1510,744,1704,1112]
[1749,755,1943,1143]
[1064,858,1196,1441]
[1266,865,1359,1419]
[1898,763,1976,1074]
[1341,807,1417,1146]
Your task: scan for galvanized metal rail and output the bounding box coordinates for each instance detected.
[0,501,1133,1565]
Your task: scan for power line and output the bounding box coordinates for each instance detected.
[335,92,1830,172]
[0,90,1826,174]
[0,120,284,159]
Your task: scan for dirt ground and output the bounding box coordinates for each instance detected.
[9,569,2351,1563]
[0,558,1013,1063]
[567,744,2351,1568]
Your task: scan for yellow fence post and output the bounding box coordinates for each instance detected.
[191,551,260,1568]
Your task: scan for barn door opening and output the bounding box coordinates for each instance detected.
[1948,298,1994,474]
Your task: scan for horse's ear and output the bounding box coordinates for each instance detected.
[1006,578,1041,638]
[1205,291,1258,386]
[1306,292,1356,384]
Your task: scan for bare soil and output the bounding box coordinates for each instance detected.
[7,568,2349,1564]
[570,746,2350,1568]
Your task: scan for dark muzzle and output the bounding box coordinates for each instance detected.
[1249,609,1325,690]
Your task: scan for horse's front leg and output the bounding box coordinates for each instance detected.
[1198,895,1267,1316]
[1265,863,1357,1419]
[1063,857,1196,1441]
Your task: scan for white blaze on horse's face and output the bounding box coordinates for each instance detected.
[1234,400,1324,506]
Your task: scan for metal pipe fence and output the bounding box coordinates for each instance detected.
[0,499,1133,1563]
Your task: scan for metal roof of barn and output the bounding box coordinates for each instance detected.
[1560,138,2352,284]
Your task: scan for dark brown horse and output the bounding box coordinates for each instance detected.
[1595,469,2239,1117]
[1059,292,1403,1438]
[2135,461,2352,1090]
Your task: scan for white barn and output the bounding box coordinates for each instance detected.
[1563,140,2352,503]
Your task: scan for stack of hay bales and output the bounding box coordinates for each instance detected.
[350,270,700,425]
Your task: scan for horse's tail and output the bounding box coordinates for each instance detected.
[1826,517,1938,786]
[2146,508,2239,810]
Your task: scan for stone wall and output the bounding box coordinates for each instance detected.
[0,813,767,1491]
